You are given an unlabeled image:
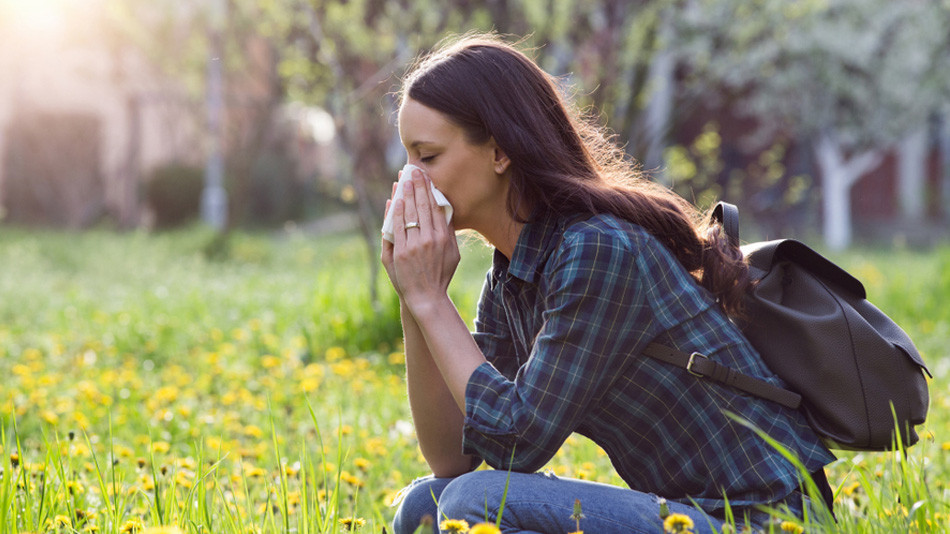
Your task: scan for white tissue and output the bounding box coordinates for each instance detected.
[381,164,453,243]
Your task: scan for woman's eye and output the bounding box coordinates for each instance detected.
[420,155,436,163]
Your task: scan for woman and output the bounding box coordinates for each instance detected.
[382,34,835,534]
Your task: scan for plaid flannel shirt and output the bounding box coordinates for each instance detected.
[463,212,835,513]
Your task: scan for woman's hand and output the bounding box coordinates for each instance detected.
[381,168,460,313]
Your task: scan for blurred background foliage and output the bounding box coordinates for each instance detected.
[1,0,949,252]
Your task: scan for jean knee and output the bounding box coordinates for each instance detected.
[439,471,514,524]
[392,476,448,534]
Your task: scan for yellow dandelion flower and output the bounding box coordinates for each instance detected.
[139,474,155,491]
[53,514,72,528]
[941,441,950,451]
[284,463,301,477]
[468,523,501,534]
[354,457,371,471]
[150,442,170,454]
[382,490,400,507]
[663,513,695,534]
[338,517,366,531]
[244,425,264,438]
[76,509,97,522]
[341,471,365,488]
[174,470,194,489]
[154,386,178,404]
[325,346,346,361]
[331,361,355,378]
[301,377,321,392]
[842,481,861,496]
[780,520,804,534]
[120,517,143,534]
[74,411,91,429]
[440,519,470,533]
[244,464,267,478]
[66,480,85,495]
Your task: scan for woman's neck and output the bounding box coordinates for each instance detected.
[483,219,524,260]
[470,177,529,260]
[469,202,524,260]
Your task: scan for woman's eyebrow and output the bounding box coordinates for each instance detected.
[408,140,438,149]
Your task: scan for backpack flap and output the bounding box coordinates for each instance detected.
[742,239,865,298]
[738,238,930,450]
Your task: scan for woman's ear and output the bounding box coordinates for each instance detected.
[489,138,511,175]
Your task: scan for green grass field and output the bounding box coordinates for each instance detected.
[0,226,947,533]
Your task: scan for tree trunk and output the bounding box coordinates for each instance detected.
[642,10,675,178]
[815,133,882,250]
[897,126,928,223]
[0,107,7,212]
[120,94,142,229]
[940,114,950,221]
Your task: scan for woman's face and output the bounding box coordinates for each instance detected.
[397,98,509,232]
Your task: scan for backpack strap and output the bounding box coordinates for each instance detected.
[712,201,740,248]
[642,342,802,410]
[810,467,837,520]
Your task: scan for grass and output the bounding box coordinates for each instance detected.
[0,225,947,533]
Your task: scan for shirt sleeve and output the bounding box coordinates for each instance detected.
[462,230,661,471]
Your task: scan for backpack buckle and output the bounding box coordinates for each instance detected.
[686,352,708,377]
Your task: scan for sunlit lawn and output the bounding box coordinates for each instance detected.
[0,225,948,533]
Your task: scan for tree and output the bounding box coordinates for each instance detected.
[104,0,286,230]
[513,1,684,172]
[251,0,504,307]
[677,0,950,249]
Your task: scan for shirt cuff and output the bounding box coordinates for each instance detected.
[461,361,519,462]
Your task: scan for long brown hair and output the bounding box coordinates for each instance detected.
[400,34,749,315]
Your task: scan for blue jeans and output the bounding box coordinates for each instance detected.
[391,470,736,534]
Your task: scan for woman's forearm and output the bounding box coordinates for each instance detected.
[407,295,487,413]
[401,301,475,477]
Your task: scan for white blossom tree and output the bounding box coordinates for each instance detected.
[677,0,950,249]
